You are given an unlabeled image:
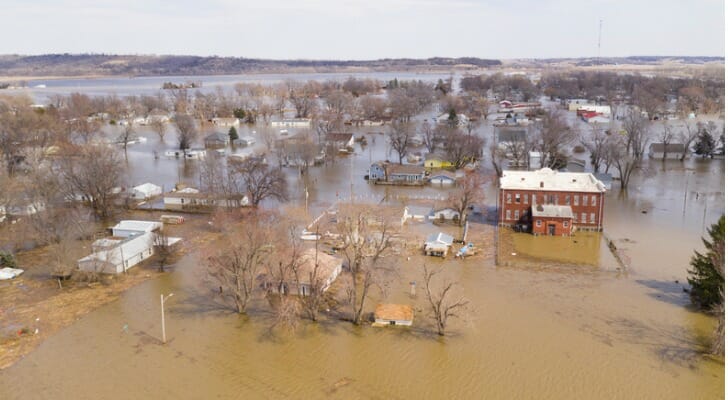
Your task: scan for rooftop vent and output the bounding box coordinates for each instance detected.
[539,181,544,188]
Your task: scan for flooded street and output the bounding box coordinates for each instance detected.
[0,76,725,399]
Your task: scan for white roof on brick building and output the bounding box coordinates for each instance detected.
[500,168,606,193]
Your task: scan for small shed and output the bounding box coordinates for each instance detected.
[373,304,414,326]
[424,232,454,257]
[531,204,574,236]
[130,183,162,200]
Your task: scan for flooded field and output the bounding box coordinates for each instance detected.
[0,78,725,398]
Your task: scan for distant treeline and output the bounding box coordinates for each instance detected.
[0,54,502,77]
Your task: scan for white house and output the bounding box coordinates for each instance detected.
[130,183,163,200]
[428,171,457,186]
[263,249,343,296]
[403,205,433,223]
[163,188,249,211]
[211,117,240,127]
[430,208,461,222]
[78,232,155,274]
[112,220,163,238]
[271,118,312,127]
[424,232,454,257]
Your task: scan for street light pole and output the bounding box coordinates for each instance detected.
[160,293,174,344]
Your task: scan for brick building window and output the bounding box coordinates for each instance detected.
[581,213,587,223]
[515,193,521,204]
[591,195,597,206]
[565,195,570,205]
[515,210,520,220]
[582,195,588,206]
[574,195,579,206]
[563,221,569,228]
[506,210,511,220]
[536,220,542,227]
[532,194,537,204]
[507,193,512,204]
[524,194,529,204]
[590,213,595,223]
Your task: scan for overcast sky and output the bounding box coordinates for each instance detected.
[2,0,724,59]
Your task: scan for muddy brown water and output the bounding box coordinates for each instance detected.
[0,96,725,398]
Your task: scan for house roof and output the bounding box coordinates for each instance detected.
[133,183,161,193]
[79,232,154,265]
[425,232,454,246]
[496,127,527,143]
[405,205,433,217]
[374,304,414,321]
[531,204,574,219]
[387,163,425,175]
[205,132,228,141]
[295,248,343,285]
[112,220,161,233]
[429,170,456,180]
[650,143,685,153]
[325,132,353,143]
[500,168,606,193]
[424,153,447,162]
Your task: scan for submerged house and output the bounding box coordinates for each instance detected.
[204,132,230,149]
[373,304,414,327]
[262,248,343,296]
[424,232,454,257]
[369,162,426,186]
[130,183,163,200]
[163,188,249,211]
[648,143,685,160]
[424,154,455,170]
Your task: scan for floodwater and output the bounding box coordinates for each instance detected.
[0,82,725,398]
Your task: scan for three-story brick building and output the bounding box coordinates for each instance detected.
[498,168,607,234]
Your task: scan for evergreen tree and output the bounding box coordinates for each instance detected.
[228,126,239,141]
[693,128,717,158]
[688,215,724,309]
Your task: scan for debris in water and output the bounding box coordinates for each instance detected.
[511,252,517,256]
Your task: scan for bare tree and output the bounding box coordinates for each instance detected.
[154,231,178,273]
[173,114,197,150]
[336,205,396,325]
[607,116,648,191]
[581,124,611,173]
[59,145,124,219]
[117,122,135,156]
[443,128,485,169]
[533,109,575,168]
[678,119,699,161]
[229,158,288,207]
[388,120,413,164]
[150,118,167,142]
[205,212,275,314]
[657,122,675,162]
[420,120,437,153]
[422,264,469,336]
[448,172,487,227]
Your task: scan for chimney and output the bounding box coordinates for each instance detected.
[539,181,544,188]
[521,177,525,181]
[572,178,576,183]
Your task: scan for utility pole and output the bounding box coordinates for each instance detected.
[160,293,174,344]
[597,19,603,63]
